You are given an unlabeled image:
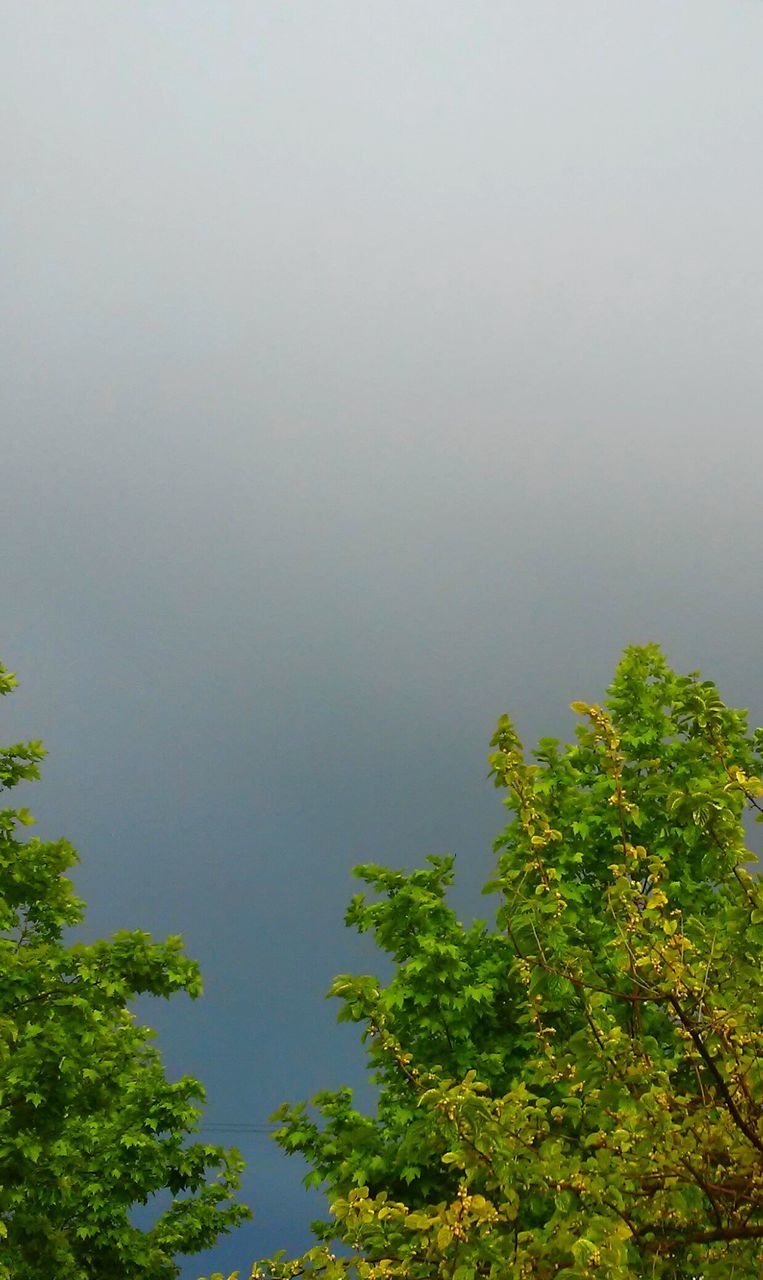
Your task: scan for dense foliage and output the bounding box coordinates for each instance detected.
[212,644,763,1279]
[0,663,249,1278]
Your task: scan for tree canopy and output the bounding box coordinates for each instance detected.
[216,644,763,1279]
[0,663,249,1278]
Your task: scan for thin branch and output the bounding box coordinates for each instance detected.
[668,995,763,1158]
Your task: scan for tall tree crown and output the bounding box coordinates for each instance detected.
[0,662,249,1279]
[226,645,763,1280]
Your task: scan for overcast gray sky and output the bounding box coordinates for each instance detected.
[3,1,763,1274]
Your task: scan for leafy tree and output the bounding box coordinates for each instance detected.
[0,662,249,1278]
[211,644,763,1279]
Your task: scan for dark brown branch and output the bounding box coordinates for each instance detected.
[667,995,763,1158]
[642,1220,763,1250]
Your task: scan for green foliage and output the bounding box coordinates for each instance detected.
[218,644,763,1278]
[0,663,249,1278]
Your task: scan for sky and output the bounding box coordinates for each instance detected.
[3,0,763,1274]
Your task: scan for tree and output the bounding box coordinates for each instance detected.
[218,644,763,1279]
[0,662,249,1278]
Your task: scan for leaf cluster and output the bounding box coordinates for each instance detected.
[219,645,763,1279]
[0,664,250,1278]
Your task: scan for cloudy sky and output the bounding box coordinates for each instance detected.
[3,1,763,1274]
